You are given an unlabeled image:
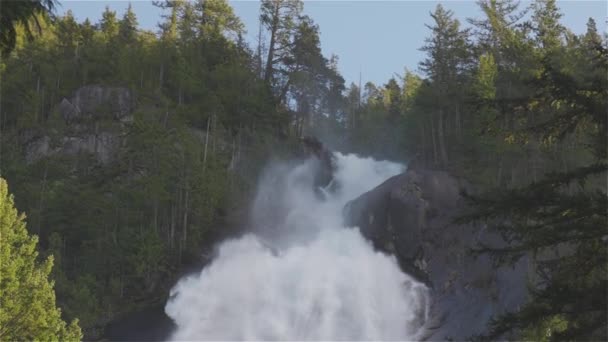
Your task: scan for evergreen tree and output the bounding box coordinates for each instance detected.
[289,15,327,135]
[79,18,95,45]
[0,179,82,341]
[582,17,602,49]
[419,4,471,166]
[324,54,346,124]
[260,0,303,93]
[531,0,563,51]
[118,3,139,44]
[0,0,56,55]
[197,0,244,39]
[100,6,119,42]
[458,15,608,341]
[56,10,80,54]
[383,78,402,121]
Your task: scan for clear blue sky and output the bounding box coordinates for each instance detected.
[59,0,607,86]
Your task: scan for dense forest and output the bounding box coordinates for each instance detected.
[0,0,605,340]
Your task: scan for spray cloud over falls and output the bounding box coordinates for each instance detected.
[165,153,429,340]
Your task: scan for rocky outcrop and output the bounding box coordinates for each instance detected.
[25,131,121,165]
[60,85,135,123]
[343,168,529,340]
[300,136,335,189]
[24,85,135,165]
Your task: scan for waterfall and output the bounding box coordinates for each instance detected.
[165,153,429,340]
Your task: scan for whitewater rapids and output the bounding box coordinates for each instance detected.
[165,153,429,340]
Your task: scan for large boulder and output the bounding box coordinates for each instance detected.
[343,168,529,340]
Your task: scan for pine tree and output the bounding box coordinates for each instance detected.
[458,16,608,341]
[100,6,119,42]
[0,0,56,55]
[289,15,328,134]
[196,0,244,39]
[56,10,80,55]
[0,178,82,341]
[531,0,564,51]
[118,3,139,44]
[80,18,95,45]
[383,78,402,121]
[419,4,470,166]
[582,17,602,49]
[260,0,303,90]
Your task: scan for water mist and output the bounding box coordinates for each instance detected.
[165,153,429,340]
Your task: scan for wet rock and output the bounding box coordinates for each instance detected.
[104,304,175,341]
[343,168,529,340]
[300,136,335,189]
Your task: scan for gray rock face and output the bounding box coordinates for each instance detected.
[60,85,135,123]
[25,131,122,166]
[58,98,79,123]
[25,85,134,165]
[25,135,53,164]
[343,168,529,340]
[61,132,120,164]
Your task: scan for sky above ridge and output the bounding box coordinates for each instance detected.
[60,0,607,85]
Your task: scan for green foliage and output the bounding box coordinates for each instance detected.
[0,0,340,337]
[100,6,119,41]
[118,4,138,44]
[197,0,244,38]
[346,1,607,339]
[1,0,604,340]
[474,53,497,101]
[0,178,82,341]
[0,0,56,55]
[454,2,608,339]
[522,315,568,341]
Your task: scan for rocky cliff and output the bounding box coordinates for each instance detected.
[23,85,135,165]
[343,167,530,340]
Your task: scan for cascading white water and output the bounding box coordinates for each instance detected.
[165,153,429,341]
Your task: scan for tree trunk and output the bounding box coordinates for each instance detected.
[438,108,449,166]
[153,199,159,233]
[36,163,48,235]
[212,114,217,155]
[182,183,189,249]
[159,63,164,90]
[170,203,175,250]
[420,121,427,167]
[510,165,516,187]
[455,104,462,140]
[236,125,242,164]
[203,115,211,170]
[256,21,265,79]
[176,187,183,264]
[263,6,280,84]
[496,158,503,186]
[163,111,170,128]
[430,116,438,165]
[36,77,41,122]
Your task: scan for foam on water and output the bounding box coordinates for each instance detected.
[165,153,429,340]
